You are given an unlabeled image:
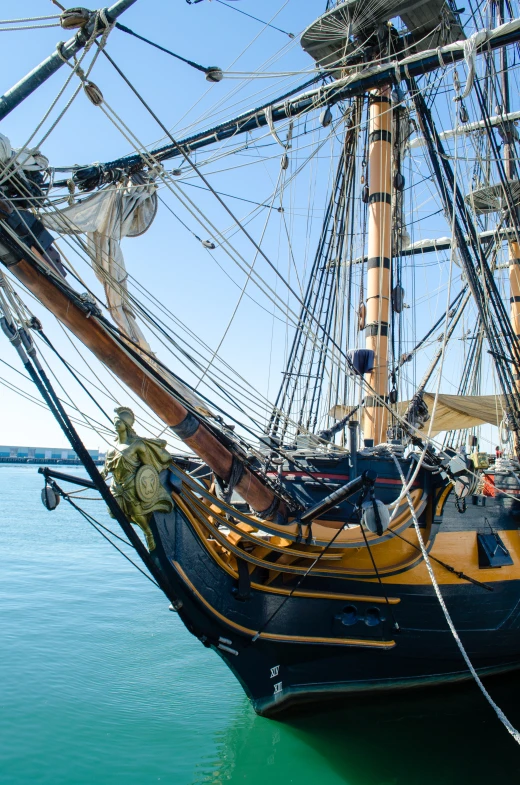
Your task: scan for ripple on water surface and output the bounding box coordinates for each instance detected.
[2,465,520,785]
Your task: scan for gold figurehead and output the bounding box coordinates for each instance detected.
[101,406,174,550]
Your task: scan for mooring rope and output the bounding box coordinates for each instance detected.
[390,451,520,745]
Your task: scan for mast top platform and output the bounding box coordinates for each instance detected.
[301,0,463,75]
[466,180,520,214]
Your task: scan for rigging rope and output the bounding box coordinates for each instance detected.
[0,154,470,466]
[457,29,489,100]
[0,288,173,594]
[0,23,60,31]
[390,450,520,746]
[0,223,343,501]
[0,15,60,23]
[39,330,112,424]
[213,0,295,39]
[49,479,160,588]
[194,165,286,389]
[0,9,112,190]
[98,47,321,317]
[114,22,218,76]
[89,51,377,394]
[0,39,488,460]
[0,360,112,435]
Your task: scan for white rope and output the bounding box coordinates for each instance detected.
[0,23,60,31]
[0,11,113,189]
[0,15,60,23]
[48,91,450,448]
[457,30,489,100]
[163,8,299,146]
[3,198,284,435]
[194,165,286,389]
[390,450,520,746]
[387,74,466,509]
[265,105,288,148]
[0,373,113,437]
[95,96,342,350]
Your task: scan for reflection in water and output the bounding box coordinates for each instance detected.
[196,673,520,785]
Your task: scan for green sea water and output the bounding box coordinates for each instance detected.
[2,464,520,785]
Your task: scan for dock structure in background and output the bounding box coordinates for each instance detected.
[0,445,105,465]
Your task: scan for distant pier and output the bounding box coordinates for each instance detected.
[0,445,105,466]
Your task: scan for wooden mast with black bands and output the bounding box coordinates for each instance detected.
[364,87,392,444]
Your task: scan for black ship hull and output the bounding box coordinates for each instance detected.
[149,458,520,716]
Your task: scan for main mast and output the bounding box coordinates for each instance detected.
[298,0,465,448]
[364,88,392,445]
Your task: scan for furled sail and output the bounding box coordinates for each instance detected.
[42,178,212,417]
[42,178,157,350]
[399,393,507,435]
[0,131,50,173]
[331,393,506,437]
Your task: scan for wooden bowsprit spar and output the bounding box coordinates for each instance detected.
[0,239,289,519]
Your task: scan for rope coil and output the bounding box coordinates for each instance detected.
[456,29,489,101]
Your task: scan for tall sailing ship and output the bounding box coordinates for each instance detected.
[2,0,520,719]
